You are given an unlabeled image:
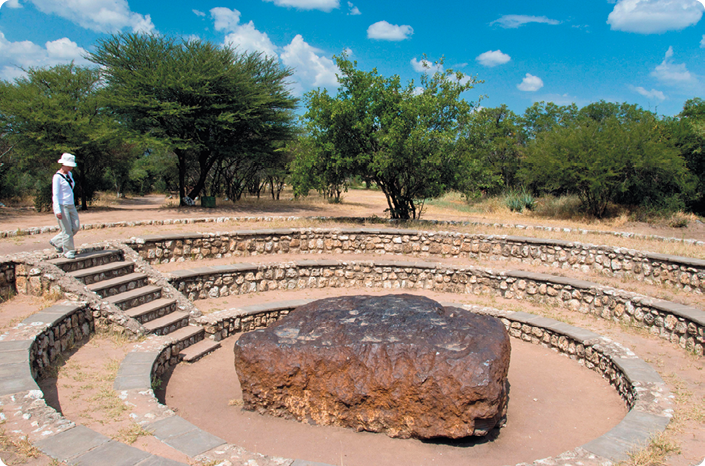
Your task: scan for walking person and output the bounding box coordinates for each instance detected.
[49,153,80,259]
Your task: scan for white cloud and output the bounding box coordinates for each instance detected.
[633,86,666,100]
[0,32,89,81]
[26,0,155,33]
[1,0,21,8]
[517,73,544,91]
[490,15,560,28]
[280,34,338,95]
[701,34,705,47]
[225,21,279,59]
[193,9,206,17]
[651,46,696,84]
[211,7,242,32]
[476,50,511,67]
[410,58,442,74]
[367,20,413,40]
[263,0,339,12]
[347,2,360,15]
[210,8,278,59]
[607,0,703,34]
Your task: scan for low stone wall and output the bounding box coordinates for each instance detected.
[168,260,705,356]
[27,303,95,380]
[133,229,705,293]
[0,260,15,299]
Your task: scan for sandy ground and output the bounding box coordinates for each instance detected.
[0,192,704,466]
[162,297,626,466]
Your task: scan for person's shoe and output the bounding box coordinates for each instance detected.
[64,250,76,259]
[49,239,62,253]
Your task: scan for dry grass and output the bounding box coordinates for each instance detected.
[620,432,682,466]
[0,426,42,463]
[113,424,153,444]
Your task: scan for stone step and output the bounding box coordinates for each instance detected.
[87,272,150,298]
[105,285,162,311]
[125,298,178,324]
[48,249,123,273]
[143,311,190,336]
[69,261,135,285]
[180,338,221,363]
[168,325,207,354]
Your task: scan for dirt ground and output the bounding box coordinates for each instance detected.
[0,192,704,466]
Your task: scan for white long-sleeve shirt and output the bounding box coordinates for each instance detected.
[52,171,75,215]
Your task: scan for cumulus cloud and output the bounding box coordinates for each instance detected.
[348,1,361,15]
[633,86,666,100]
[651,46,696,85]
[490,15,560,28]
[367,20,413,40]
[410,58,443,74]
[281,34,339,94]
[517,73,544,91]
[26,0,155,33]
[225,21,279,59]
[0,32,89,81]
[1,0,21,8]
[607,0,703,34]
[476,50,511,67]
[193,9,206,17]
[211,7,242,32]
[263,0,339,12]
[210,8,278,59]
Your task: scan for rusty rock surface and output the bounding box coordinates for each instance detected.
[234,294,511,439]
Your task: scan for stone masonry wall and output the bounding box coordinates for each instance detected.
[30,305,94,380]
[133,229,705,293]
[0,260,15,299]
[168,260,705,356]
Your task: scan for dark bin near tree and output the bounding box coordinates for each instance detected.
[201,196,216,208]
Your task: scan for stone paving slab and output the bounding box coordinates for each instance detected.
[613,357,665,385]
[34,425,110,461]
[147,416,226,457]
[0,340,37,395]
[136,456,189,466]
[72,439,151,466]
[582,410,671,462]
[21,303,82,327]
[114,351,159,391]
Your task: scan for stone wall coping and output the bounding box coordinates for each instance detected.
[20,302,84,327]
[135,233,205,243]
[650,300,705,327]
[169,259,705,341]
[645,252,705,267]
[506,270,600,289]
[4,214,705,251]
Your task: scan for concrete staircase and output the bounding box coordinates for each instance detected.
[49,249,220,361]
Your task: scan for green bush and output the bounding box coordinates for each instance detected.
[504,189,535,213]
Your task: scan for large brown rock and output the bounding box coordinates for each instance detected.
[233,294,511,439]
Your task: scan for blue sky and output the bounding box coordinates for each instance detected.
[0,0,703,116]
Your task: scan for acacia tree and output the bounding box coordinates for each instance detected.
[88,34,297,205]
[300,55,479,219]
[460,105,524,192]
[0,63,127,209]
[522,102,693,217]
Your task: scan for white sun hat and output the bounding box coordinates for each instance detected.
[57,152,77,167]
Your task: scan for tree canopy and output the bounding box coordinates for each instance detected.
[522,101,693,217]
[297,55,479,219]
[88,33,298,205]
[0,63,127,209]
